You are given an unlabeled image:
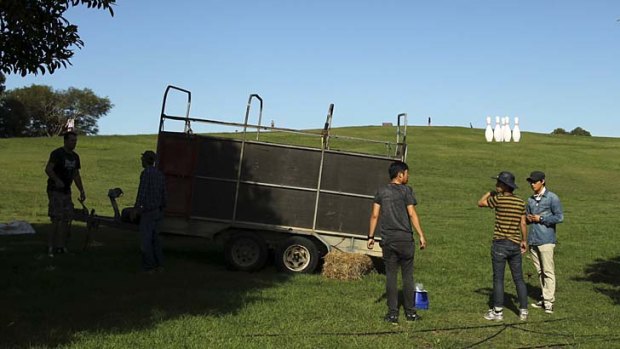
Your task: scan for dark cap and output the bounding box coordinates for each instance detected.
[141,150,158,165]
[526,171,546,183]
[492,171,518,189]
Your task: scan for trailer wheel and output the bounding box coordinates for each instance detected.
[276,236,319,273]
[224,232,268,272]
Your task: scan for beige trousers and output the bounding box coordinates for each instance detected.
[529,244,556,305]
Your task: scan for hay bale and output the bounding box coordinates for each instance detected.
[322,249,374,280]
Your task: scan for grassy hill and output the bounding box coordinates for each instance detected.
[1,126,619,348]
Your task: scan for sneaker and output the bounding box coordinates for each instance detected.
[47,247,54,258]
[405,313,421,322]
[484,309,503,321]
[384,314,399,324]
[519,309,529,321]
[544,304,554,314]
[531,301,544,308]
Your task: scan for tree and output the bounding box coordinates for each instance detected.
[0,0,116,76]
[62,87,113,135]
[0,96,28,137]
[551,127,592,136]
[551,128,569,135]
[2,84,112,137]
[0,73,24,137]
[569,127,591,137]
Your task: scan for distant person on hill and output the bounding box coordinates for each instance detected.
[478,171,528,321]
[525,171,563,314]
[367,161,427,324]
[132,151,167,273]
[45,131,86,257]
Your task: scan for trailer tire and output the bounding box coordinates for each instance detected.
[276,236,319,274]
[224,232,268,272]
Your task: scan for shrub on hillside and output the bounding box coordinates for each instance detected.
[551,128,569,135]
[570,127,591,136]
[551,127,591,136]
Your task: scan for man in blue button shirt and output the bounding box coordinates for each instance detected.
[525,171,563,314]
[133,150,167,273]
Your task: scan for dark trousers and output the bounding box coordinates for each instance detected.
[491,240,528,309]
[140,210,164,271]
[382,240,416,316]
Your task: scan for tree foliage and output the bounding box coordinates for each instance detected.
[551,128,569,135]
[0,84,112,137]
[551,127,592,136]
[0,73,5,94]
[0,0,116,76]
[569,127,591,136]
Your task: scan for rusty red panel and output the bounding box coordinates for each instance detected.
[157,132,199,217]
[157,132,199,177]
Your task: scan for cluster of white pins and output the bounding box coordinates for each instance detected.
[485,116,521,142]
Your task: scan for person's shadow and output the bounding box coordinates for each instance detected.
[572,255,620,305]
[474,287,530,315]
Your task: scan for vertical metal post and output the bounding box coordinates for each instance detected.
[183,96,192,134]
[242,94,264,141]
[312,104,334,231]
[321,104,334,149]
[396,113,408,161]
[233,94,263,223]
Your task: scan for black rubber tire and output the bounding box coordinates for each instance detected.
[223,232,268,272]
[275,236,320,274]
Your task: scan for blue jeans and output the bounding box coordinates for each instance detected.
[140,210,164,271]
[491,240,528,309]
[382,240,416,316]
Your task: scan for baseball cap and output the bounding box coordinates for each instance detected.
[526,171,546,183]
[141,150,158,164]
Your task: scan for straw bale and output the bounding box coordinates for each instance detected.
[322,249,374,280]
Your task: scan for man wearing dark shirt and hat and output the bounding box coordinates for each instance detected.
[526,171,563,314]
[134,150,167,273]
[478,171,528,321]
[45,131,86,257]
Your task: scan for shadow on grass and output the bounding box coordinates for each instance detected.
[0,223,291,348]
[572,255,620,305]
[474,287,524,315]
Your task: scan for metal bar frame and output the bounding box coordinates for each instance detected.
[157,86,409,235]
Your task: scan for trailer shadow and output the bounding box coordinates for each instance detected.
[572,255,620,305]
[0,223,292,348]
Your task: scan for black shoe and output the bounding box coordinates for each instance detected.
[384,314,398,324]
[406,313,421,321]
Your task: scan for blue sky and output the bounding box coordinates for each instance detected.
[5,0,620,137]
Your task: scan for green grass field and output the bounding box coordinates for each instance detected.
[1,126,619,348]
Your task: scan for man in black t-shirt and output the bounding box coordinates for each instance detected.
[45,131,86,257]
[368,161,428,324]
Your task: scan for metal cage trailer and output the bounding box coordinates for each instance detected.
[157,86,408,273]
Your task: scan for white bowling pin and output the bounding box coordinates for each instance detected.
[493,116,503,142]
[485,116,493,142]
[513,117,521,142]
[504,116,511,142]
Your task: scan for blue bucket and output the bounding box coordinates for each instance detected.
[414,291,429,310]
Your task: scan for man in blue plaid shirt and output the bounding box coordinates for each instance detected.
[134,150,167,272]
